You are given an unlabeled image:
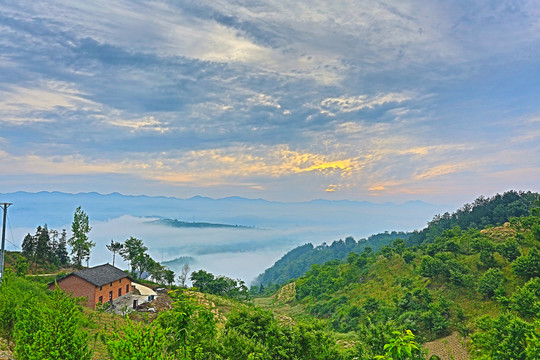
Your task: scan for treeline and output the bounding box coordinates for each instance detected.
[15,205,178,285]
[190,269,249,300]
[254,231,411,288]
[407,190,539,246]
[21,225,70,271]
[288,198,540,358]
[20,206,94,271]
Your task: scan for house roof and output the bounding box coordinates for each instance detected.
[52,263,133,287]
[132,283,157,297]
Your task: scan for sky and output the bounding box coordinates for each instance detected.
[1,0,539,206]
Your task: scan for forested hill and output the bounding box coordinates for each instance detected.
[267,196,540,358]
[254,231,411,286]
[148,218,254,229]
[254,191,539,288]
[407,190,539,246]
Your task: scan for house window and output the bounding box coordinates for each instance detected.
[110,282,113,287]
[99,285,102,291]
[118,288,122,297]
[98,296,103,304]
[126,284,129,293]
[119,278,122,283]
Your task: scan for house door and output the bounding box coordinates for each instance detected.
[133,299,138,309]
[109,291,113,302]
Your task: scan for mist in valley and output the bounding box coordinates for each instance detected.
[2,192,453,284]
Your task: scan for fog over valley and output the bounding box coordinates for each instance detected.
[2,191,451,283]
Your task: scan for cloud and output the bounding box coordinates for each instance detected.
[105,116,170,133]
[0,81,95,122]
[0,0,539,204]
[320,92,413,116]
[414,163,467,180]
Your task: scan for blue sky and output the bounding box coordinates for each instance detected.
[1,0,539,206]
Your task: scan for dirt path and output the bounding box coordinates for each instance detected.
[424,332,470,360]
[0,338,14,360]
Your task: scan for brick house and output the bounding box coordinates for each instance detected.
[49,263,134,308]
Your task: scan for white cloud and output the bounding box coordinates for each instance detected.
[106,116,170,133]
[0,82,92,113]
[320,92,413,116]
[248,93,282,108]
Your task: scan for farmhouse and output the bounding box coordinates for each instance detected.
[49,263,133,308]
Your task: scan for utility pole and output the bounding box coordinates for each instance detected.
[0,202,13,285]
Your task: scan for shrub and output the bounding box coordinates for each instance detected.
[513,248,540,279]
[477,268,505,298]
[14,286,91,360]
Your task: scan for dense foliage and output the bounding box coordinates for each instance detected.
[285,195,540,358]
[119,236,176,284]
[407,190,539,246]
[0,275,91,360]
[21,225,69,271]
[190,269,249,299]
[254,231,411,287]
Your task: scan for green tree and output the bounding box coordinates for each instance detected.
[155,289,217,359]
[510,278,540,318]
[163,268,175,286]
[68,206,94,268]
[21,233,36,264]
[513,248,540,279]
[374,330,424,360]
[119,237,147,274]
[472,313,534,360]
[402,251,416,264]
[56,229,70,266]
[34,225,51,264]
[478,268,505,298]
[14,286,92,360]
[498,239,521,262]
[190,269,215,292]
[419,256,444,278]
[106,240,123,267]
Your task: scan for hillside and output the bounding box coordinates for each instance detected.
[254,231,411,287]
[256,196,540,358]
[407,190,539,246]
[1,191,539,359]
[255,191,539,289]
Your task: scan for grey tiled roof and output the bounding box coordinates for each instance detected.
[72,264,132,286]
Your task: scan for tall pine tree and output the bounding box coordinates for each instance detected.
[68,207,94,268]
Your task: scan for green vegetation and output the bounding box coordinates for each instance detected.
[14,286,92,360]
[254,231,411,287]
[190,269,249,299]
[1,190,539,359]
[407,190,539,246]
[21,226,70,272]
[264,193,540,358]
[69,206,94,268]
[119,236,175,284]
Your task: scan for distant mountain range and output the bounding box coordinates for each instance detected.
[0,191,449,241]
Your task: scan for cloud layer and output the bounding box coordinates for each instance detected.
[1,0,539,204]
